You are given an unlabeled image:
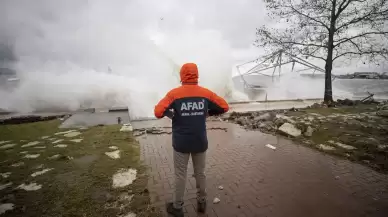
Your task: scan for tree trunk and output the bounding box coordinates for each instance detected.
[324,0,337,103]
[324,52,333,103]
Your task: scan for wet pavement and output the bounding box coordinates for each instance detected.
[60,111,130,128]
[136,119,388,217]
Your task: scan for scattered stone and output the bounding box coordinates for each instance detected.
[11,162,24,167]
[31,168,53,177]
[55,130,76,135]
[254,112,275,122]
[0,182,12,191]
[63,131,81,138]
[17,183,42,191]
[112,168,137,188]
[24,154,40,159]
[70,139,83,143]
[21,141,40,148]
[0,203,14,215]
[120,124,133,132]
[0,141,11,145]
[304,126,314,137]
[218,186,224,190]
[318,144,336,151]
[52,139,64,144]
[54,144,68,148]
[278,123,301,137]
[0,172,11,178]
[105,150,120,159]
[0,144,17,149]
[109,146,119,150]
[265,144,277,150]
[213,197,221,204]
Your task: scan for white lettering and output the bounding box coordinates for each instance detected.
[192,102,199,110]
[181,103,188,111]
[181,101,206,111]
[187,102,193,110]
[198,102,204,109]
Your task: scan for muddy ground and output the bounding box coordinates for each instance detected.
[224,100,388,172]
[0,119,161,217]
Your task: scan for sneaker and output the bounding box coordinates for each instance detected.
[166,202,184,217]
[197,200,207,213]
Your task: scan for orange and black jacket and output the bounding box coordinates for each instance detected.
[154,63,229,153]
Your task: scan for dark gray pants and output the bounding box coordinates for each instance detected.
[173,150,207,209]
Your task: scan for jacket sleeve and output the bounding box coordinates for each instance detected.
[154,91,174,119]
[208,92,229,116]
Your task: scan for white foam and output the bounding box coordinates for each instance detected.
[31,168,53,177]
[63,132,81,138]
[48,154,60,160]
[112,168,137,188]
[0,141,11,145]
[54,144,68,148]
[120,124,133,132]
[52,139,64,144]
[70,139,83,143]
[24,154,40,159]
[17,183,42,191]
[0,203,14,215]
[55,130,76,135]
[34,146,47,149]
[109,146,118,150]
[0,144,17,149]
[0,182,12,191]
[105,150,120,159]
[11,162,24,167]
[21,141,40,148]
[119,213,136,217]
[0,172,11,178]
[41,136,50,139]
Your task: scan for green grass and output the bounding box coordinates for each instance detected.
[0,120,161,217]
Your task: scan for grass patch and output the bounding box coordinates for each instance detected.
[286,104,388,172]
[0,121,161,217]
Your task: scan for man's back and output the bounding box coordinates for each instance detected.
[154,63,229,153]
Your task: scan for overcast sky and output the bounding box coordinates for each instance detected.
[0,0,267,66]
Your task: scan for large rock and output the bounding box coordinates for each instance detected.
[254,112,275,122]
[278,123,302,137]
[304,126,314,137]
[377,110,388,118]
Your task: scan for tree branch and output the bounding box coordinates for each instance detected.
[334,31,388,47]
[333,50,388,61]
[286,3,330,30]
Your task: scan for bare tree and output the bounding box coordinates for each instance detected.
[256,0,388,102]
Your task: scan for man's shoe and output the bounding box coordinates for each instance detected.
[197,200,207,213]
[166,202,184,217]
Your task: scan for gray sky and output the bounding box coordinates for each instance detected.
[0,0,266,67]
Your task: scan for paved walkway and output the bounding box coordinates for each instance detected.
[135,119,388,217]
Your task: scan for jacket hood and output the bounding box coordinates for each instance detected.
[180,63,198,84]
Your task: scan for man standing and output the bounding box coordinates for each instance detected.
[154,63,229,216]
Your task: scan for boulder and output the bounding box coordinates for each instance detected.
[254,112,275,122]
[304,126,314,137]
[278,123,302,137]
